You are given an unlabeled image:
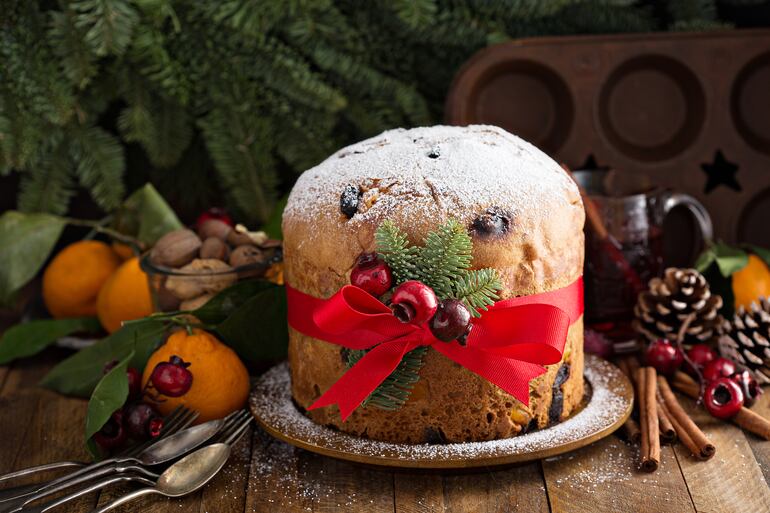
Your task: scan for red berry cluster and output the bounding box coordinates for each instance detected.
[351,253,473,344]
[93,356,194,453]
[645,339,762,420]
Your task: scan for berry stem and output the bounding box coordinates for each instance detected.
[675,313,705,404]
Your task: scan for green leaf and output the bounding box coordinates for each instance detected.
[113,183,182,246]
[41,319,166,397]
[713,243,749,277]
[0,211,66,304]
[85,350,133,442]
[262,195,287,239]
[694,245,716,273]
[0,317,101,365]
[215,284,288,361]
[192,280,277,325]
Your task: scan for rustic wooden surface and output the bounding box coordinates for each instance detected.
[1,351,769,513]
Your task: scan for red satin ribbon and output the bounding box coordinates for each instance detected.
[286,277,583,421]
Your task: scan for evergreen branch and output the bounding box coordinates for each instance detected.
[344,346,428,411]
[375,220,420,283]
[17,144,75,216]
[73,0,139,57]
[68,125,125,210]
[415,219,472,299]
[453,268,502,317]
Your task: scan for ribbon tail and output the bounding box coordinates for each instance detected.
[434,344,547,407]
[308,338,421,421]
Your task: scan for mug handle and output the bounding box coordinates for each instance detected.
[661,192,713,262]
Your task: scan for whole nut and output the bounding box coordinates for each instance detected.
[150,229,202,267]
[229,245,264,268]
[199,237,230,261]
[198,219,232,241]
[165,259,237,299]
[226,229,254,247]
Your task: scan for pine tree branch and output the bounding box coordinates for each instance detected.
[415,219,472,299]
[454,268,502,317]
[375,220,420,283]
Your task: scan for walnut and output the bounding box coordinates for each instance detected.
[229,245,265,268]
[198,219,233,241]
[199,237,229,260]
[150,229,201,267]
[165,259,237,300]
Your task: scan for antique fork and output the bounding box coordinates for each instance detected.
[20,411,253,513]
[0,405,195,487]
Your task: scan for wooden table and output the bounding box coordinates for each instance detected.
[2,350,770,513]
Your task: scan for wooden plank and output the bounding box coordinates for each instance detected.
[198,426,254,513]
[394,473,444,513]
[744,387,770,484]
[673,395,770,513]
[6,389,96,512]
[245,427,395,512]
[0,365,10,393]
[442,462,549,513]
[543,435,696,513]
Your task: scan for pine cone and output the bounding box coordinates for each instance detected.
[633,268,723,345]
[718,297,770,384]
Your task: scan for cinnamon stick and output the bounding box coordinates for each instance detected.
[636,367,660,471]
[658,377,715,459]
[622,417,642,444]
[672,371,770,441]
[656,389,677,444]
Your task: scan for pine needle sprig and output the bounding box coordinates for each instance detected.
[375,219,420,283]
[453,268,502,317]
[415,219,472,299]
[343,346,428,411]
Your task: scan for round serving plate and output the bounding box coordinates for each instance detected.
[249,354,633,469]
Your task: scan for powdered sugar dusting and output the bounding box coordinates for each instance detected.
[249,355,632,467]
[283,125,578,238]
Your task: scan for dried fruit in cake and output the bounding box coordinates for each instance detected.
[471,207,511,239]
[42,240,121,318]
[340,184,361,218]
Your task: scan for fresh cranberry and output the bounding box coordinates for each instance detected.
[730,370,762,407]
[684,344,717,376]
[148,417,164,438]
[390,281,438,324]
[703,377,744,419]
[350,253,393,297]
[430,299,472,342]
[703,357,736,382]
[150,356,193,397]
[125,403,161,439]
[645,339,684,375]
[195,208,233,230]
[92,410,127,452]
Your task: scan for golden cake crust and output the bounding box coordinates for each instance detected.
[282,125,585,443]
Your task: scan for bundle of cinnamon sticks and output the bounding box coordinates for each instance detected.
[618,357,715,472]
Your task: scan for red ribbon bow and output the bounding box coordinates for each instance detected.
[286,277,583,421]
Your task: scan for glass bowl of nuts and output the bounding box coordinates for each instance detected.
[140,219,282,312]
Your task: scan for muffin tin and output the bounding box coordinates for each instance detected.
[446,30,770,246]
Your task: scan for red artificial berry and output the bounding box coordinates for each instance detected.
[390,280,438,325]
[150,355,193,397]
[730,370,762,408]
[195,207,233,230]
[430,299,472,342]
[645,339,684,375]
[703,377,744,419]
[92,410,127,452]
[685,344,717,376]
[126,367,142,400]
[148,417,164,438]
[350,253,393,297]
[702,357,736,382]
[125,403,160,439]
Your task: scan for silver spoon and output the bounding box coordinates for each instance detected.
[3,416,228,511]
[91,443,231,513]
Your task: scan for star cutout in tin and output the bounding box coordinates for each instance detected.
[702,150,741,193]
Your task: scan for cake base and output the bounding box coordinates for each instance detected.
[249,355,632,469]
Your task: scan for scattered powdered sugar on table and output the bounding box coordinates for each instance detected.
[249,355,631,466]
[283,125,579,244]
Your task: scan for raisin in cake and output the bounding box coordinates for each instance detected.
[282,125,585,443]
